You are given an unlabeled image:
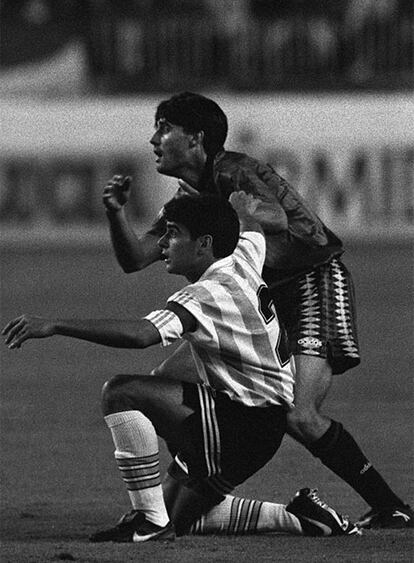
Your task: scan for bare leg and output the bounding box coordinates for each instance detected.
[286,355,332,443]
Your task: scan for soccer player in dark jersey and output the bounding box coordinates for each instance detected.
[102,92,412,530]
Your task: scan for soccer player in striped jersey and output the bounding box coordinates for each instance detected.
[3,193,360,541]
[102,92,412,530]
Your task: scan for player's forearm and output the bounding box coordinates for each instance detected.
[3,314,161,350]
[54,319,159,348]
[106,209,161,272]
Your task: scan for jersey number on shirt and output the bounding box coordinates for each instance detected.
[257,285,291,366]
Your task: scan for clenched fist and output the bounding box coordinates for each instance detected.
[229,191,259,218]
[102,175,132,212]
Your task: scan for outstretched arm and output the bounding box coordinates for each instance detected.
[2,315,161,350]
[103,175,163,273]
[3,306,196,351]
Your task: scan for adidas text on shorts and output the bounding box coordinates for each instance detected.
[272,258,360,375]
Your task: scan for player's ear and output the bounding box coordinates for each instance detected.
[198,234,213,252]
[190,130,204,149]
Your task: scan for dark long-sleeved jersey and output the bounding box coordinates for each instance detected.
[151,150,344,287]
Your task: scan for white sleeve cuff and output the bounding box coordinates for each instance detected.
[144,309,184,347]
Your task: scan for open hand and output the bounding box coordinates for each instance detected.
[2,315,55,349]
[103,175,132,212]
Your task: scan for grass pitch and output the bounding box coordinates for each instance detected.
[1,239,413,562]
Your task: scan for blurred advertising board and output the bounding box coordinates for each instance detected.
[0,94,412,243]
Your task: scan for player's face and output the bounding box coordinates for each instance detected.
[150,119,194,178]
[158,221,201,281]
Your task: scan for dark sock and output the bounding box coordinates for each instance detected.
[307,420,404,511]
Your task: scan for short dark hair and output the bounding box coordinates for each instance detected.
[163,195,239,259]
[155,92,228,156]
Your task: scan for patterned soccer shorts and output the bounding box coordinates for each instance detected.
[168,383,286,500]
[271,257,361,375]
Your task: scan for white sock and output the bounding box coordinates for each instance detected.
[191,495,303,535]
[104,410,169,527]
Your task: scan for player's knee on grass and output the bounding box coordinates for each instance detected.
[167,480,224,536]
[164,461,225,536]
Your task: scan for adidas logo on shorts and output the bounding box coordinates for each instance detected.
[297,337,323,349]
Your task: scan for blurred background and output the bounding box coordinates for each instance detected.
[0,0,413,243]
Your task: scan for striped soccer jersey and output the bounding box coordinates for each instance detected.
[152,231,294,408]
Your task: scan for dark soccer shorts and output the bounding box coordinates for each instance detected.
[168,383,286,499]
[272,257,361,375]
